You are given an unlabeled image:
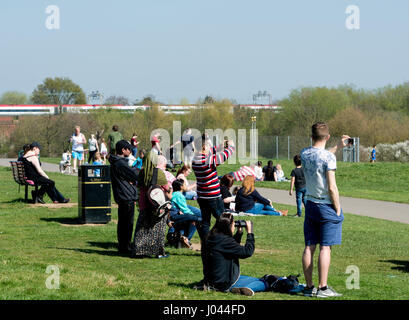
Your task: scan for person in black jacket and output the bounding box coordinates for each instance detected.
[201,212,270,296]
[235,176,288,216]
[109,140,139,255]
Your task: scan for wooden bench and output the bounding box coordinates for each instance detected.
[10,161,38,203]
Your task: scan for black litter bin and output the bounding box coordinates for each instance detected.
[78,165,111,224]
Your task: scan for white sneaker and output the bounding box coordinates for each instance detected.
[317,286,343,298]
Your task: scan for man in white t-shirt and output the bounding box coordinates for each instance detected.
[300,122,350,298]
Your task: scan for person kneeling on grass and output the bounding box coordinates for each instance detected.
[235,176,288,216]
[201,212,272,296]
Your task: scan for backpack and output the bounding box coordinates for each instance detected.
[146,168,172,219]
[261,274,300,294]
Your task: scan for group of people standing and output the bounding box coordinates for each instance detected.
[199,123,350,298]
[68,125,127,172]
[19,120,349,298]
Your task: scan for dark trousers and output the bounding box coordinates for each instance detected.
[117,201,135,253]
[197,197,225,241]
[35,176,65,202]
[88,150,97,163]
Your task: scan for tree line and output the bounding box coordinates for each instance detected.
[1,78,409,157]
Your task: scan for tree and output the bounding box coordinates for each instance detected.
[203,95,216,104]
[31,77,87,105]
[135,95,161,106]
[104,95,130,106]
[0,91,28,104]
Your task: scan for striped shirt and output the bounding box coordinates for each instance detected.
[232,166,256,182]
[192,145,235,200]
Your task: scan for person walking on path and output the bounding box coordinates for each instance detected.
[289,154,307,217]
[88,134,99,164]
[70,125,86,173]
[300,122,350,298]
[109,140,139,255]
[108,125,124,155]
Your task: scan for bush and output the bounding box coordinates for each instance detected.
[362,141,409,162]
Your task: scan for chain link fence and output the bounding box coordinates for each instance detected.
[258,136,360,162]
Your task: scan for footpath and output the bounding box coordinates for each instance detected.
[1,158,408,224]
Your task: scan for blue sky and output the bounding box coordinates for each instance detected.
[1,0,409,104]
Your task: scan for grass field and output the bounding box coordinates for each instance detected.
[1,166,409,300]
[215,158,409,204]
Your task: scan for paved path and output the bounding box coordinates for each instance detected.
[2,158,409,224]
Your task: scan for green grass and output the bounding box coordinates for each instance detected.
[215,158,409,204]
[1,166,409,300]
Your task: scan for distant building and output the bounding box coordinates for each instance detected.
[0,104,281,116]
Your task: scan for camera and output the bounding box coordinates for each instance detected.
[347,138,354,145]
[234,220,247,228]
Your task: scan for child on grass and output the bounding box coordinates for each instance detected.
[167,179,202,248]
[93,152,104,177]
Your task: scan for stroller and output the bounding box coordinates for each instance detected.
[59,152,72,174]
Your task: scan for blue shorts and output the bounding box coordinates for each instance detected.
[304,201,344,246]
[72,151,83,161]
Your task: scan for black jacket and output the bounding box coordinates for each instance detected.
[109,155,139,204]
[202,231,255,292]
[235,188,270,212]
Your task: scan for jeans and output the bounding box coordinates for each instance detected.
[169,205,202,240]
[183,190,197,200]
[197,197,225,241]
[296,188,307,217]
[132,147,138,158]
[230,275,268,292]
[247,203,281,216]
[35,176,65,202]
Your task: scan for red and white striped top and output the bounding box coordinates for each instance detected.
[232,166,256,182]
[192,145,235,200]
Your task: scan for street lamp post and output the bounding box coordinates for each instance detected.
[251,115,257,161]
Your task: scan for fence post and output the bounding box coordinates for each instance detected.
[356,137,360,162]
[288,136,290,160]
[276,136,279,159]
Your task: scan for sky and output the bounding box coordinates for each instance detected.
[1,0,409,104]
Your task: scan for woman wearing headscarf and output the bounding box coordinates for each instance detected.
[131,151,172,258]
